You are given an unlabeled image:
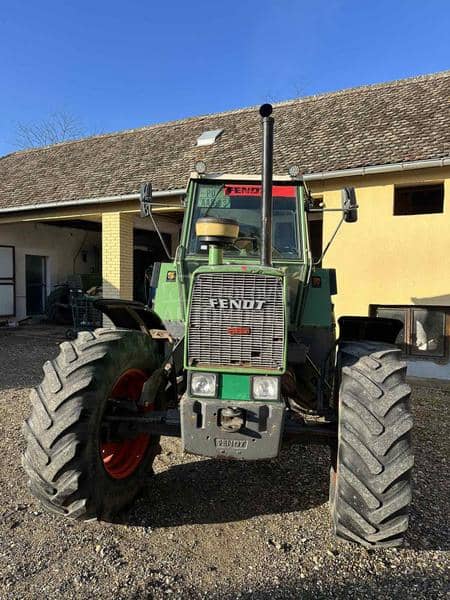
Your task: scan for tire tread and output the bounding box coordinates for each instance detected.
[333,341,413,548]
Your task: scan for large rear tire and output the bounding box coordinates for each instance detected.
[331,341,413,547]
[22,328,164,521]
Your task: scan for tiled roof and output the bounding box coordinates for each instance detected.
[1,71,449,211]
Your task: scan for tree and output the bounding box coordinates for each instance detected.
[14,111,86,149]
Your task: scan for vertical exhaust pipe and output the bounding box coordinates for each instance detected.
[260,103,274,267]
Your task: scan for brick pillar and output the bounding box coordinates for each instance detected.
[102,212,134,301]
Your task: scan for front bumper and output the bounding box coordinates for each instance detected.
[180,395,285,460]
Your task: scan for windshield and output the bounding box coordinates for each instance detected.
[187,182,301,259]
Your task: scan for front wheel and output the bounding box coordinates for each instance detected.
[331,341,413,547]
[22,328,164,520]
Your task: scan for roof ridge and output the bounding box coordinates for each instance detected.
[5,69,449,158]
[271,69,450,108]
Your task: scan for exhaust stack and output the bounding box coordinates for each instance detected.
[259,103,274,267]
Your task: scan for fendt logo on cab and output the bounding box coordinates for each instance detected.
[209,298,266,310]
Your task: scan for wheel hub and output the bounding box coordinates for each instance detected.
[100,368,153,480]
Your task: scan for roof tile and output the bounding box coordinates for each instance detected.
[1,71,449,210]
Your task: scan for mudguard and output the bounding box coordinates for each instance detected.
[94,298,164,333]
[338,316,403,344]
[94,298,185,387]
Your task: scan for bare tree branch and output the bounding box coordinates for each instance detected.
[14,111,86,149]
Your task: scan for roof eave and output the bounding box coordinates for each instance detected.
[1,156,449,215]
[0,188,186,215]
[302,157,450,181]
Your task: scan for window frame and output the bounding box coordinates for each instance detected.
[393,183,444,216]
[370,304,448,360]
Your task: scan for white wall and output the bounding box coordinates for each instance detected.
[0,222,100,320]
[406,359,450,380]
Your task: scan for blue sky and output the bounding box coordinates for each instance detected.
[1,0,449,156]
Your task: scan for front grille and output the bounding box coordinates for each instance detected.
[188,272,284,370]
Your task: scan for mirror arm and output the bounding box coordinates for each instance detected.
[314,214,345,266]
[140,182,173,261]
[139,182,173,261]
[307,207,357,213]
[311,187,359,264]
[147,208,173,261]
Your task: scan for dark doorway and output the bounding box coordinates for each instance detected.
[26,255,47,315]
[0,245,15,317]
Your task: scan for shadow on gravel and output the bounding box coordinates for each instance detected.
[125,445,330,528]
[120,417,449,552]
[218,569,445,600]
[407,476,450,552]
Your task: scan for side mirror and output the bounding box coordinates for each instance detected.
[140,182,153,218]
[342,187,358,222]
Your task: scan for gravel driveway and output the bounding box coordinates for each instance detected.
[0,325,448,599]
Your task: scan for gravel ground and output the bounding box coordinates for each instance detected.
[0,324,448,599]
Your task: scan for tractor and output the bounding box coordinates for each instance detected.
[22,104,413,547]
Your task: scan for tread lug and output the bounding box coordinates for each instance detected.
[333,341,413,548]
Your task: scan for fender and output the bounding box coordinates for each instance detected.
[94,298,165,334]
[338,316,403,344]
[94,297,185,379]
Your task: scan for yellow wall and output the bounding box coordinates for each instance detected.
[309,166,450,319]
[102,212,134,300]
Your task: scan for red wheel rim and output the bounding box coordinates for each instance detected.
[100,368,153,480]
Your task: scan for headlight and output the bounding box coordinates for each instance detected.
[252,376,279,400]
[190,372,217,397]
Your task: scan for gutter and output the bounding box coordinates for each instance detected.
[302,157,450,181]
[0,188,186,214]
[1,156,449,215]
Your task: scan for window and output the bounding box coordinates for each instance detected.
[411,308,445,357]
[196,129,223,147]
[371,305,447,359]
[394,184,444,216]
[188,181,302,259]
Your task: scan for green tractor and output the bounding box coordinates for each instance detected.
[22,104,413,547]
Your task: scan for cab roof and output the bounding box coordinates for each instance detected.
[189,172,303,183]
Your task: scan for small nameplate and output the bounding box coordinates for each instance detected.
[214,438,248,449]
